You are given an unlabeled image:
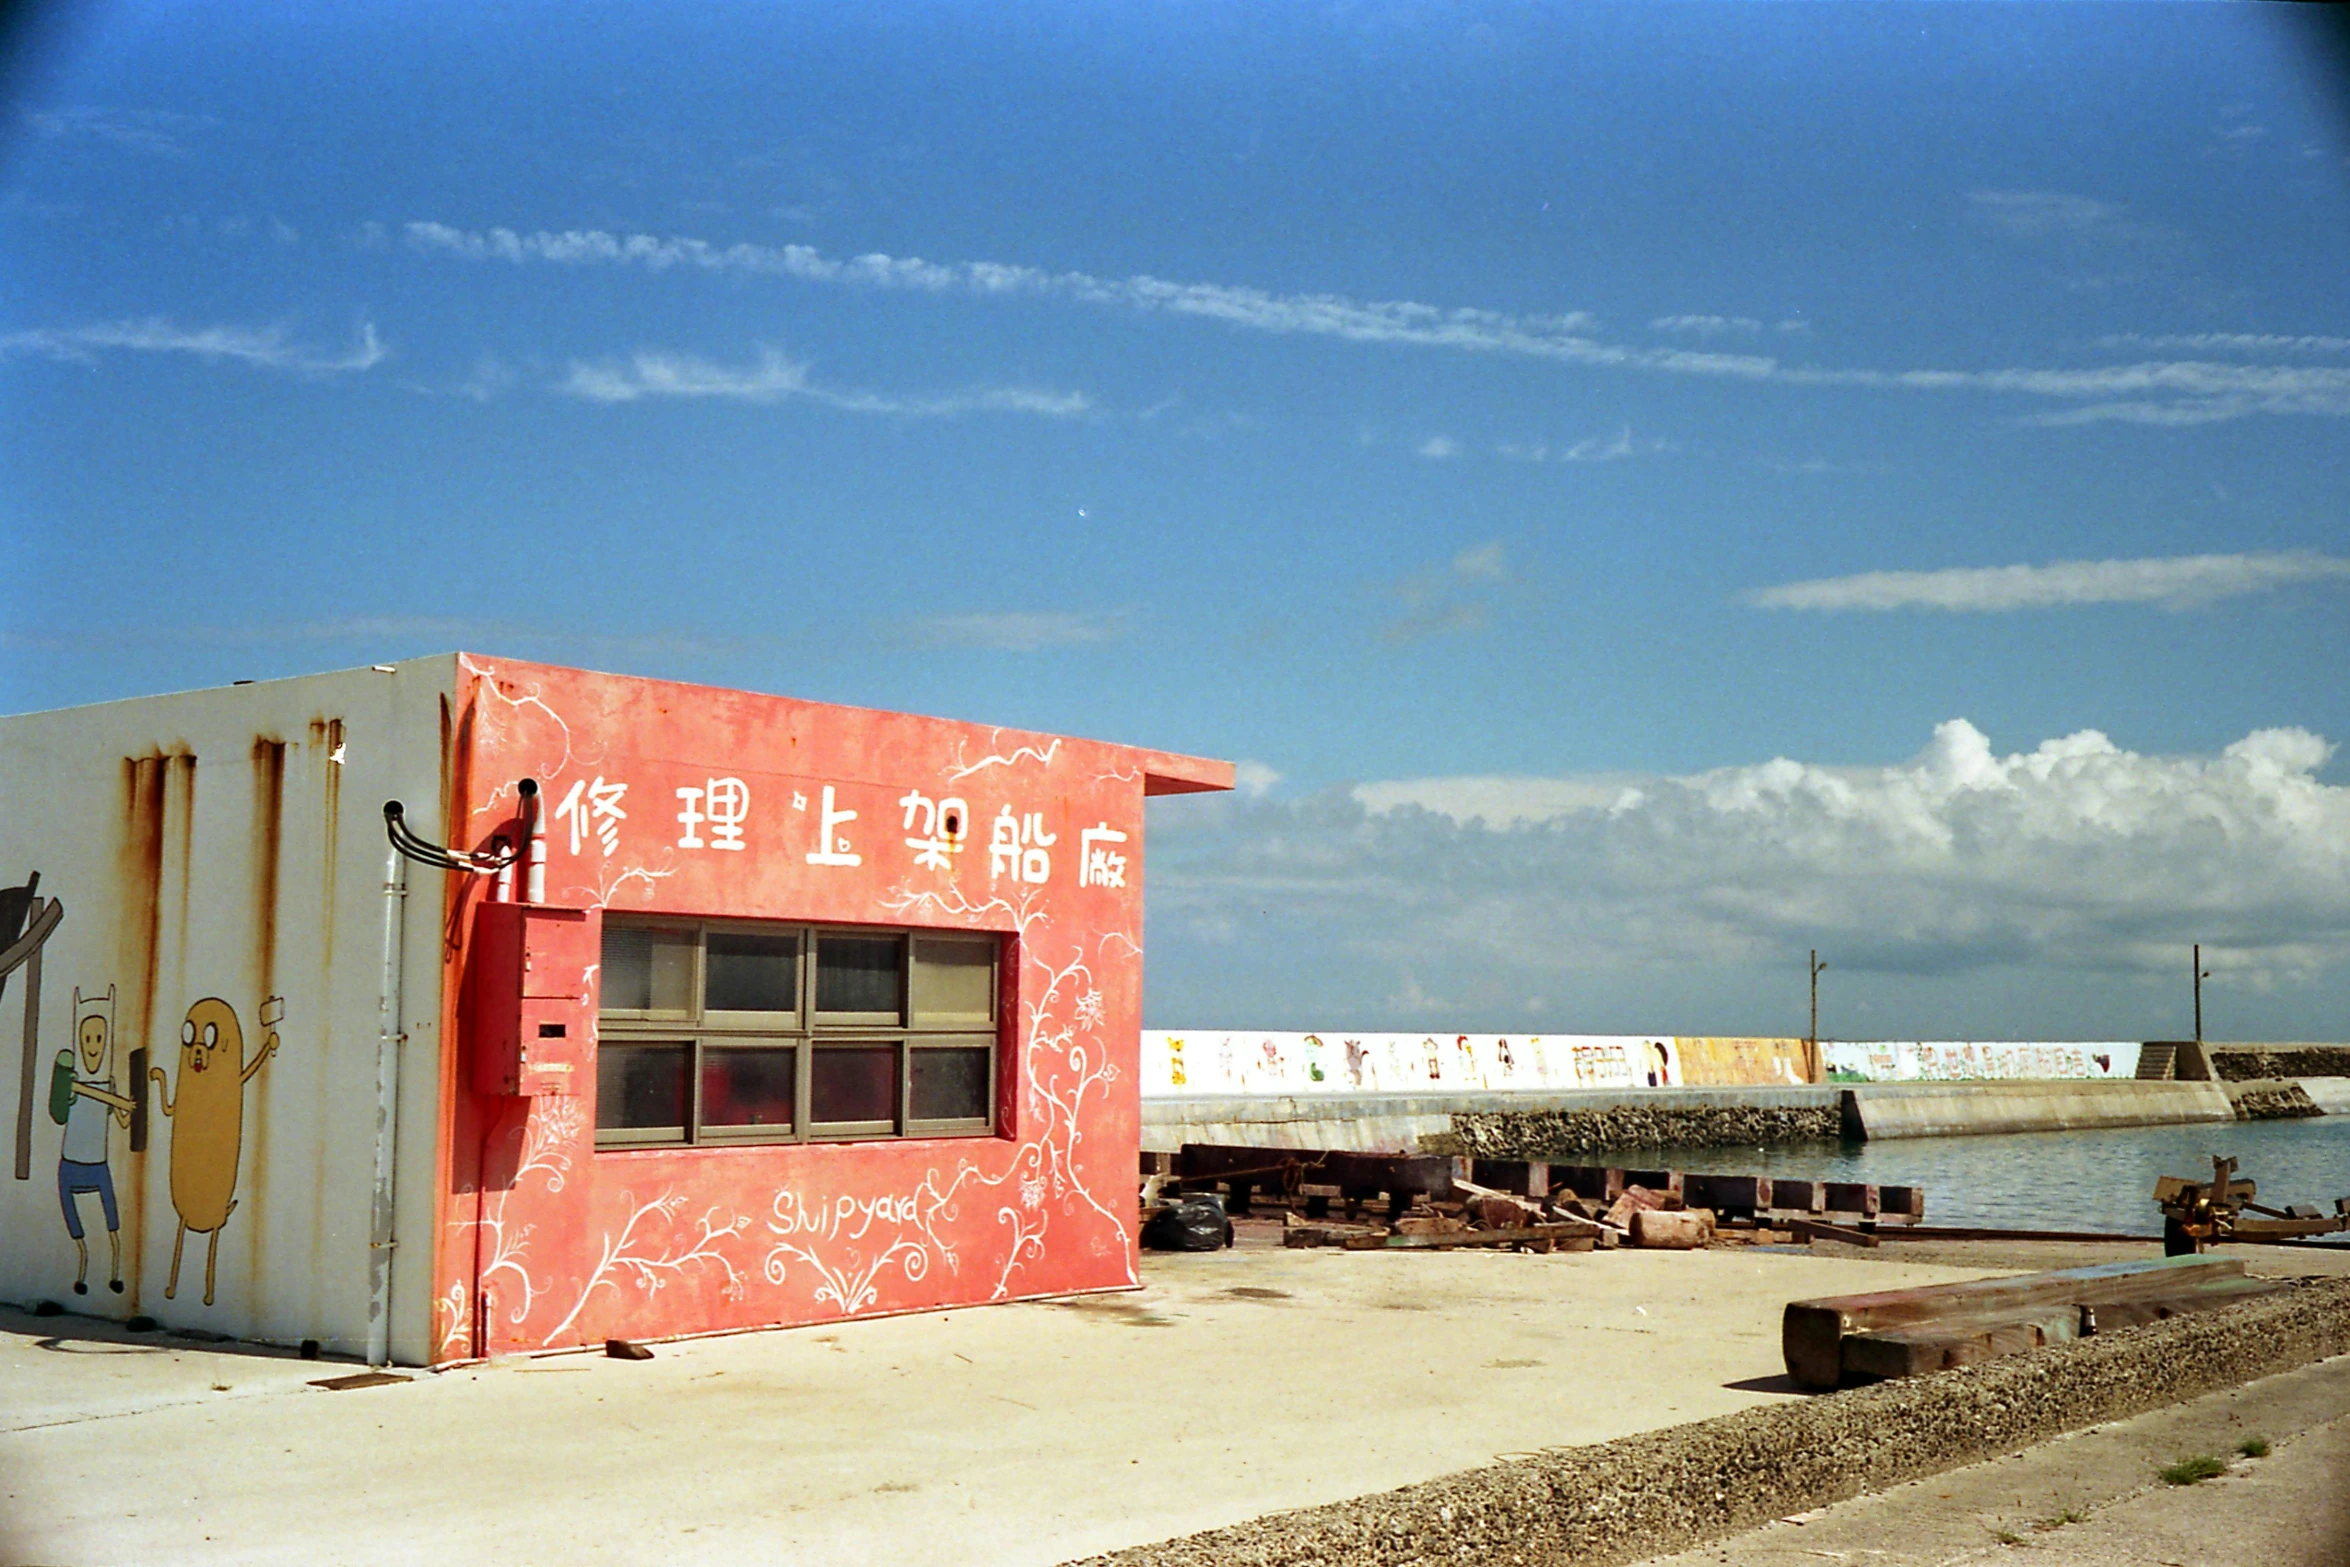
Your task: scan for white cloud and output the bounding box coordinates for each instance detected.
[18,105,212,158]
[1968,189,2128,237]
[1452,541,1506,581]
[1651,314,1762,337]
[1416,434,1460,459]
[901,611,1123,651]
[404,219,2350,424]
[2095,332,2350,357]
[0,318,386,374]
[1145,722,2350,1034]
[555,347,1088,418]
[1232,760,1284,799]
[1748,552,2350,613]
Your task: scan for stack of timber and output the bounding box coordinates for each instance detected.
[1145,1145,1923,1253]
[1782,1254,2286,1389]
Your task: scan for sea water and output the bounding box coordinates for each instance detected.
[1639,1115,2350,1235]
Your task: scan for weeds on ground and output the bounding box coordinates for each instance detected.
[2032,1510,2087,1531]
[1986,1526,2025,1546]
[2238,1435,2272,1459]
[2158,1454,2226,1486]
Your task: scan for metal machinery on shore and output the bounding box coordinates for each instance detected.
[2156,1155,2350,1255]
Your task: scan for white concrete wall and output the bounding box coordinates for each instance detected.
[0,658,453,1360]
[1823,1040,2142,1083]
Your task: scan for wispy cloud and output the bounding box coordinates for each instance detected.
[1651,314,1761,337]
[2096,332,2350,357]
[900,611,1125,651]
[1968,189,2132,238]
[1748,551,2350,613]
[1496,426,1665,464]
[0,318,386,374]
[1232,760,1284,799]
[556,347,1088,418]
[1381,542,1508,643]
[405,220,2350,424]
[17,105,213,158]
[1416,434,1460,459]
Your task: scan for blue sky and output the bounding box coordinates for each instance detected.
[6,3,2349,1038]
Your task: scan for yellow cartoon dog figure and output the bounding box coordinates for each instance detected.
[149,996,280,1305]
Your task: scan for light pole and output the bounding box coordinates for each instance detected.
[1809,949,1827,1049]
[2193,944,2210,1044]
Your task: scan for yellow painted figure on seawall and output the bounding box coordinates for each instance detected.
[149,996,280,1305]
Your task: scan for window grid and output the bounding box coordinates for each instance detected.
[595,918,1000,1150]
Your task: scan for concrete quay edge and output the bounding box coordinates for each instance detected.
[1065,1276,2350,1567]
[1843,1079,2235,1140]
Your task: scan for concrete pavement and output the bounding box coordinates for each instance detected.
[1,1231,2001,1567]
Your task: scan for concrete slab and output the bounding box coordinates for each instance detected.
[0,1231,2001,1567]
[1632,1350,2350,1567]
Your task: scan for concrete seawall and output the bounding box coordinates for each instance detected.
[1141,1087,1840,1156]
[1842,1079,2235,1140]
[1144,1078,2282,1154]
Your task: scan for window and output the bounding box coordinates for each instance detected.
[594,918,1000,1149]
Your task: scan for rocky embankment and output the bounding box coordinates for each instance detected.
[2208,1046,2350,1081]
[1439,1101,1843,1156]
[2227,1080,2325,1120]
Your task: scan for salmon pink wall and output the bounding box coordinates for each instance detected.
[430,655,1226,1361]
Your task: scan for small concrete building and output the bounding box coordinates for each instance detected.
[0,655,1228,1363]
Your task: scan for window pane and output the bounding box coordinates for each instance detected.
[600,924,694,1013]
[811,1045,898,1126]
[706,931,798,1013]
[911,936,995,1025]
[816,935,903,1017]
[701,1045,797,1130]
[910,1046,991,1124]
[597,1043,689,1132]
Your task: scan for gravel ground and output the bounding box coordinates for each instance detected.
[1065,1276,2350,1567]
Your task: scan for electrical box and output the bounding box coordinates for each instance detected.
[468,901,598,1097]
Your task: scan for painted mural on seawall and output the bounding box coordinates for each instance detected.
[1138,1032,1821,1095]
[1139,1033,2145,1095]
[1821,1040,2141,1083]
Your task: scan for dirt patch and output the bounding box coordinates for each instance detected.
[1065,1277,2350,1567]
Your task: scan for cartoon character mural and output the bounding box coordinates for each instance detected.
[1301,1034,1326,1083]
[148,996,281,1304]
[1166,1035,1187,1089]
[1423,1037,1442,1081]
[1343,1038,1367,1089]
[50,987,131,1295]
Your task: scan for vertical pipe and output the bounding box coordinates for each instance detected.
[367,845,407,1366]
[525,803,546,905]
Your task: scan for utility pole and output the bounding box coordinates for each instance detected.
[1809,949,1827,1048]
[2193,943,2207,1044]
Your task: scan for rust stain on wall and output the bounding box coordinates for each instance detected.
[247,738,286,1312]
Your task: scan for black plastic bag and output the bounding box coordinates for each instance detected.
[1142,1195,1233,1251]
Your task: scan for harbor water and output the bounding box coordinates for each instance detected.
[1644,1115,2350,1236]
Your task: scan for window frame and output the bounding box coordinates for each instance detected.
[593,917,1002,1151]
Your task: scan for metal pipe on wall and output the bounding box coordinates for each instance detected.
[367,841,408,1367]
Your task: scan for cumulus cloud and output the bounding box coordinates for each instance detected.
[1144,722,2350,1034]
[0,318,386,374]
[1232,760,1284,799]
[555,347,1088,418]
[405,219,2350,424]
[2096,332,2350,357]
[1748,552,2350,613]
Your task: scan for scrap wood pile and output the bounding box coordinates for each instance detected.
[1783,1253,2289,1388]
[1138,1145,1924,1254]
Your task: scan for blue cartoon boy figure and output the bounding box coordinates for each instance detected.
[50,987,131,1295]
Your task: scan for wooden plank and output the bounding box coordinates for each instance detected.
[1768,1179,1824,1214]
[1823,1182,1879,1218]
[1842,1309,2080,1381]
[2082,1276,2285,1332]
[1341,1224,1597,1252]
[1783,1255,2245,1389]
[1789,1217,1878,1248]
